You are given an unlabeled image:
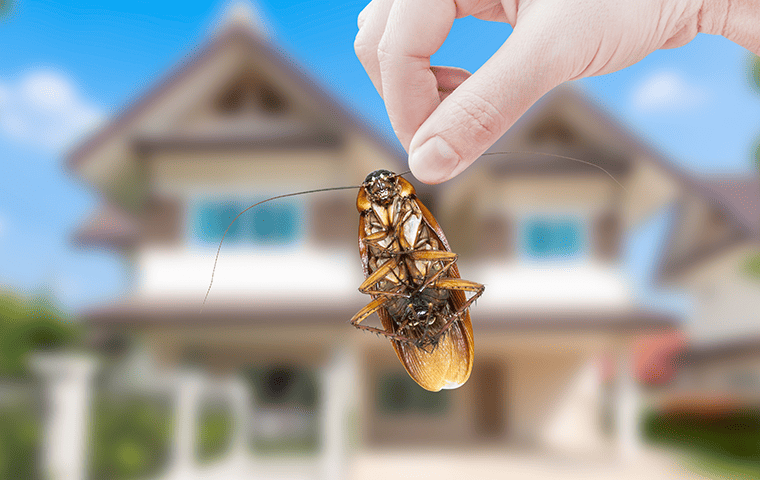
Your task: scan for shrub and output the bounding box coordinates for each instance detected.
[89,395,171,480]
[643,409,760,460]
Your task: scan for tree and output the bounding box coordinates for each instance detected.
[0,1,13,19]
[0,289,81,378]
[751,55,760,170]
[747,54,760,278]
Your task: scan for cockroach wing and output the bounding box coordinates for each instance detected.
[381,307,474,391]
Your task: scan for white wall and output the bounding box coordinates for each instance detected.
[683,244,760,345]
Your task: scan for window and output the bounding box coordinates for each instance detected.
[377,371,450,415]
[192,199,301,246]
[249,201,298,245]
[194,201,243,244]
[247,365,318,409]
[216,75,289,116]
[522,216,583,259]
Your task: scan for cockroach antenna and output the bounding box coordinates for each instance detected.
[200,183,361,312]
[480,151,629,193]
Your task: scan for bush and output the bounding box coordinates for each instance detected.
[0,290,80,378]
[197,404,233,463]
[89,395,171,480]
[643,409,760,460]
[0,400,40,479]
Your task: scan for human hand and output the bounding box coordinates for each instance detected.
[354,0,752,184]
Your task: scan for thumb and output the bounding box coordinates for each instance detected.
[408,22,571,184]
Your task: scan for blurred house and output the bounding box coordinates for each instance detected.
[653,173,760,411]
[63,5,692,480]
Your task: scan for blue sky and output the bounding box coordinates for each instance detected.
[0,0,759,311]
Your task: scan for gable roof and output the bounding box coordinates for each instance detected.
[656,172,760,283]
[700,176,760,234]
[484,85,670,175]
[67,22,405,198]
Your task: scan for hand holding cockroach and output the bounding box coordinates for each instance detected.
[353,170,483,391]
[355,0,758,184]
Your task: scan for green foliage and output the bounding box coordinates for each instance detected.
[0,393,239,480]
[0,400,40,479]
[0,0,13,19]
[750,54,760,95]
[197,405,233,463]
[0,290,81,378]
[753,136,760,173]
[89,395,171,480]
[643,409,760,460]
[743,253,760,279]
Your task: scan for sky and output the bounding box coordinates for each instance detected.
[0,0,759,311]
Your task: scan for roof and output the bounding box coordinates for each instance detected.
[655,173,760,283]
[700,176,760,233]
[484,84,679,177]
[73,204,139,249]
[683,336,760,364]
[83,298,677,333]
[67,21,406,192]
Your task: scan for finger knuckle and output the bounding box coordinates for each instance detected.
[376,35,399,65]
[353,32,375,64]
[376,43,393,65]
[449,92,505,144]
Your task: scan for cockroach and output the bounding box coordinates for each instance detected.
[351,169,483,391]
[201,152,626,392]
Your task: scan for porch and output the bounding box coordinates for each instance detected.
[34,332,664,480]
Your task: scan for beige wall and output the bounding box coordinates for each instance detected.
[678,243,760,344]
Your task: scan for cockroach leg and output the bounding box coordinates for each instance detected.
[407,249,458,293]
[427,278,485,342]
[363,230,389,245]
[357,257,408,298]
[350,296,413,342]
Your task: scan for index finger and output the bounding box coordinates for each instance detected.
[377,0,457,149]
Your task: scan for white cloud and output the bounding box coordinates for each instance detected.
[630,71,708,114]
[0,69,104,153]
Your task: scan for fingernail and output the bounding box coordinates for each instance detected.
[409,136,459,184]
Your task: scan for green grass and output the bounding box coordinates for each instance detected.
[686,450,760,480]
[644,409,760,480]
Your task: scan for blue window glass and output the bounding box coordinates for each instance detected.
[523,217,582,259]
[194,199,300,246]
[248,201,299,245]
[195,202,242,244]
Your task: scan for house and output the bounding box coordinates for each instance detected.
[654,173,760,410]
[62,5,691,480]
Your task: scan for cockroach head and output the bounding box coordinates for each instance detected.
[363,169,399,206]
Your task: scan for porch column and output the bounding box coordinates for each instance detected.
[168,370,205,477]
[319,345,357,480]
[542,357,606,454]
[32,353,97,480]
[224,375,252,465]
[615,347,642,460]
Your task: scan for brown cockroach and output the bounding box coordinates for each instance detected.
[201,152,625,392]
[352,169,483,391]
